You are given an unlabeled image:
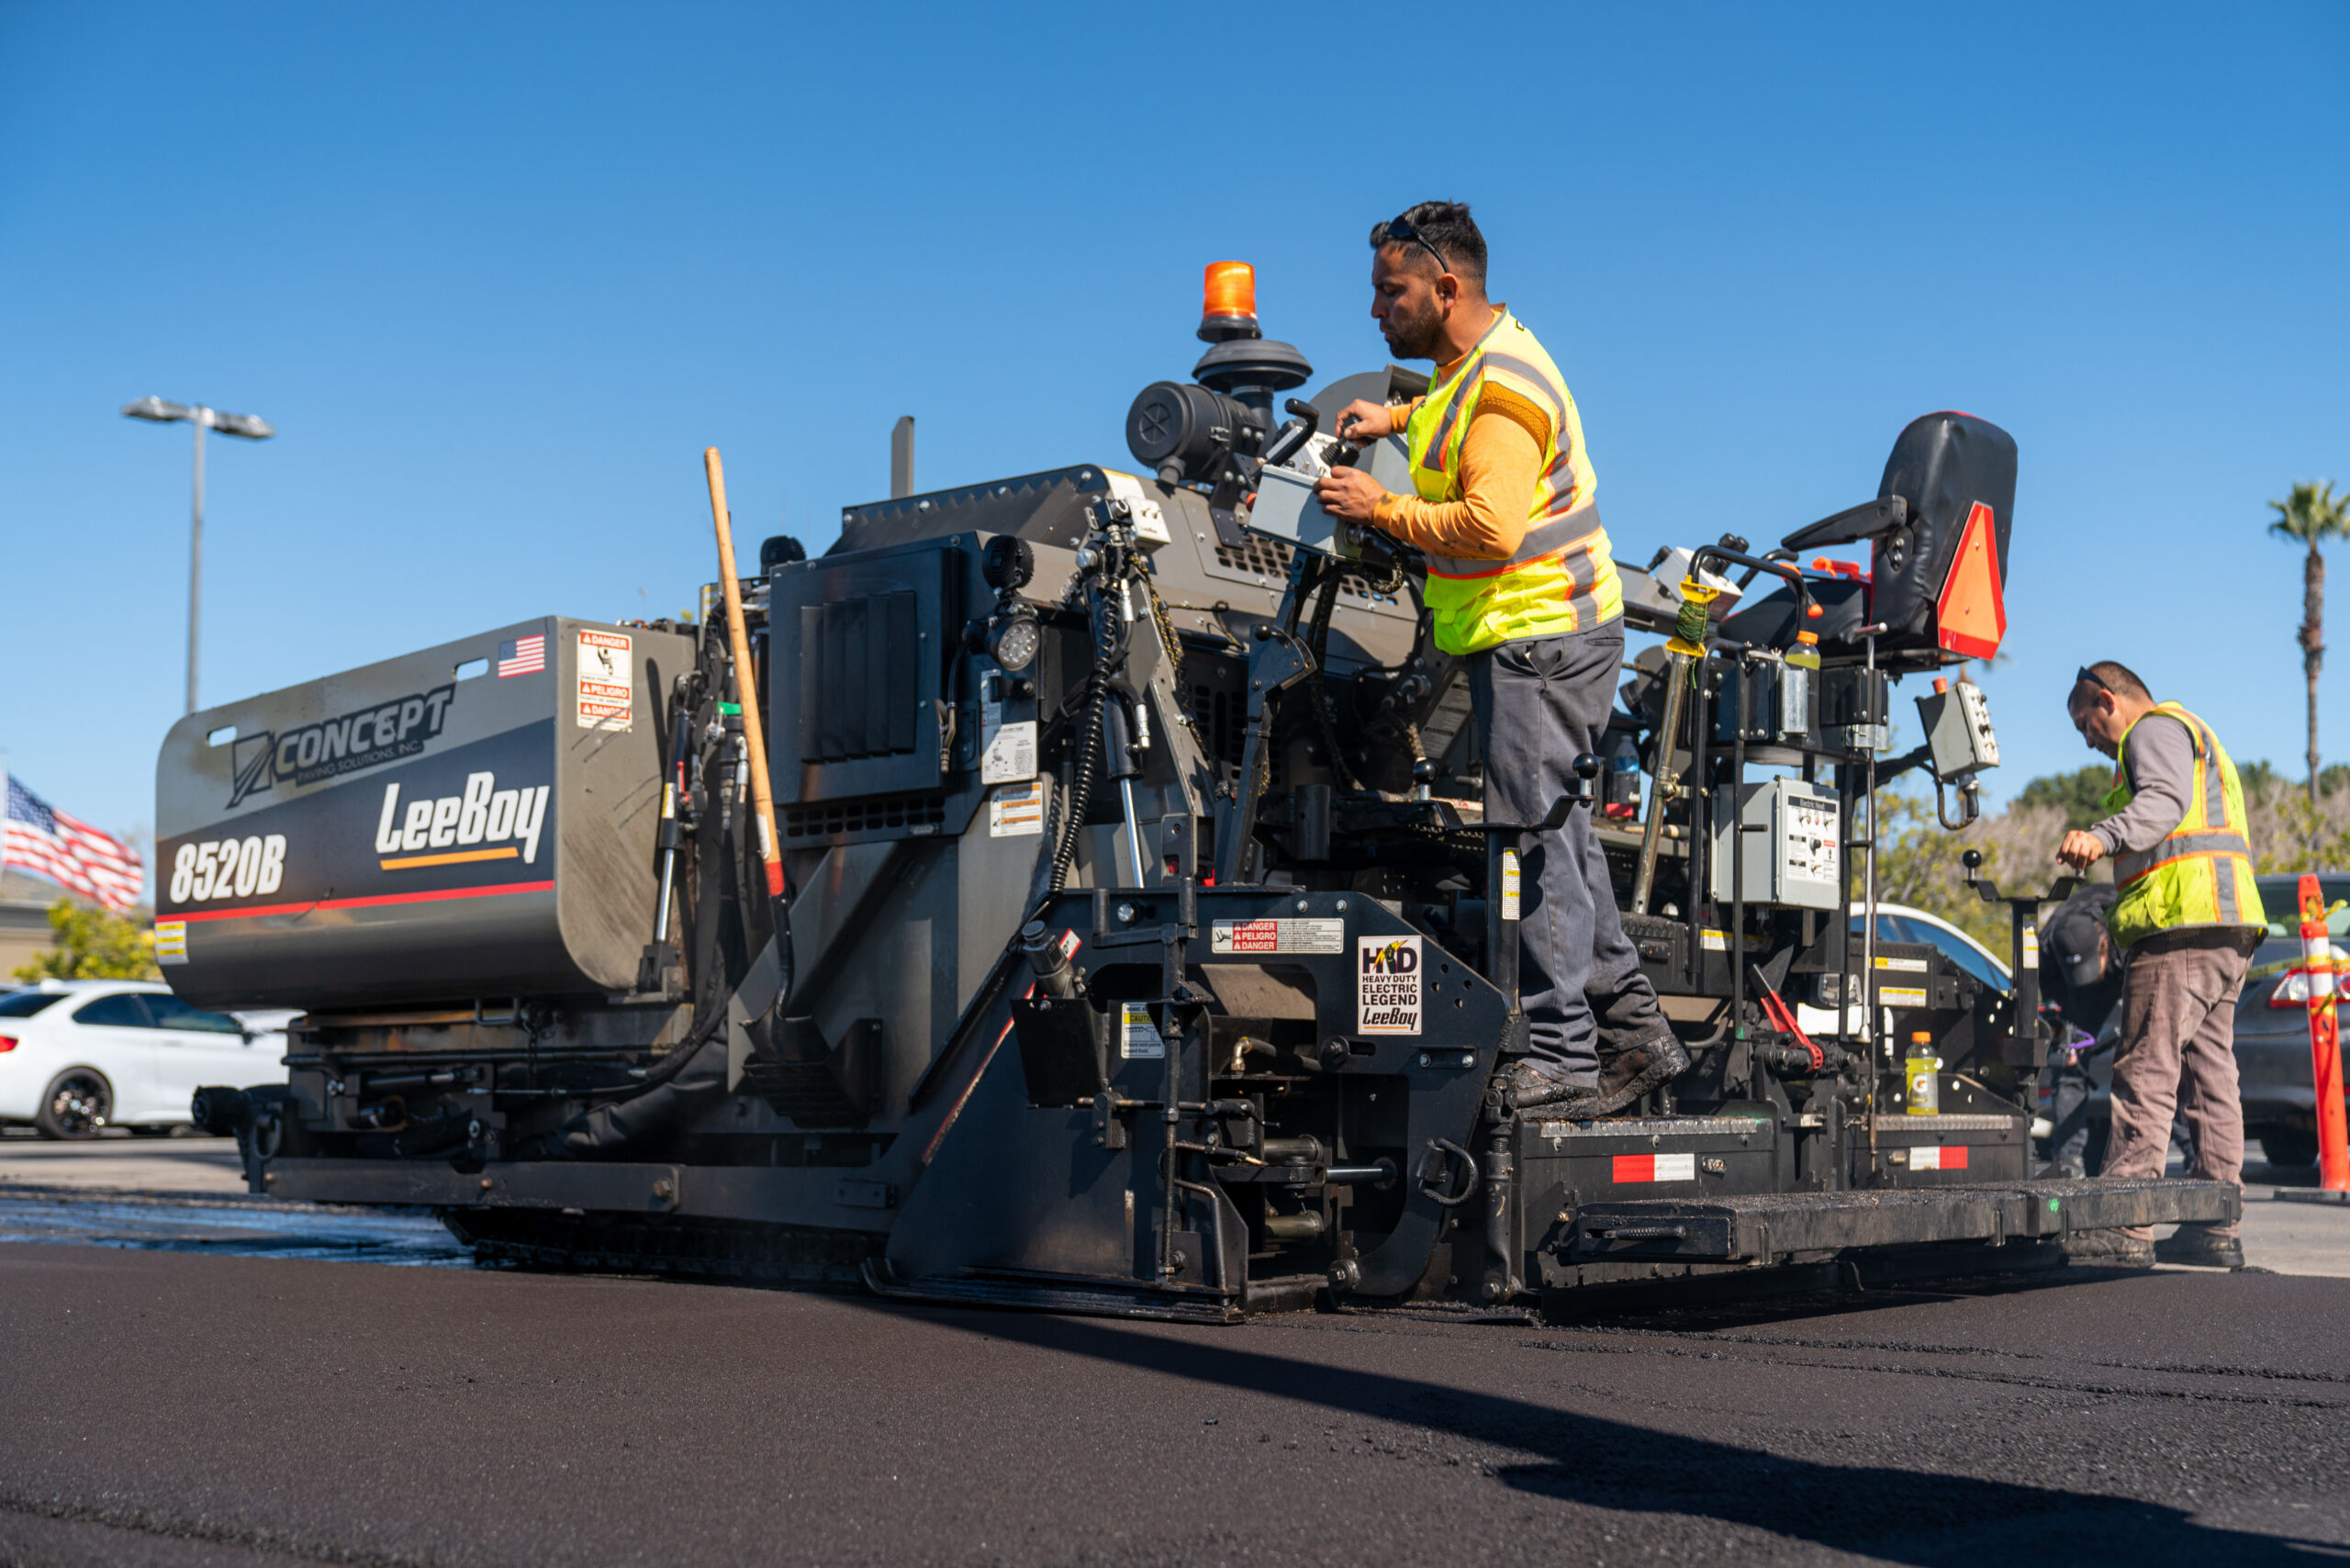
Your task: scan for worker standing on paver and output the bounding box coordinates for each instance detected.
[1314,201,1685,1114]
[2056,660,2264,1267]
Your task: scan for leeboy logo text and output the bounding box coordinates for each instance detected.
[228,684,456,807]
[374,773,551,868]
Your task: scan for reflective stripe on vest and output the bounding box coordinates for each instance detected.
[1404,311,1622,655]
[2103,702,2266,948]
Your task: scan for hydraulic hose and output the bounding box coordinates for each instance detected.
[1045,558,1125,902]
[1304,566,1361,792]
[518,633,765,1145]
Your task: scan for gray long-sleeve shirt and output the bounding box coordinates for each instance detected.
[2089,712,2197,857]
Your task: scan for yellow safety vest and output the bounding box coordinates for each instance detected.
[2102,701,2265,949]
[1404,310,1623,655]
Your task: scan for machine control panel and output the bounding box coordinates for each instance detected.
[1244,433,1413,560]
[1918,678,1999,778]
[1709,777,1842,911]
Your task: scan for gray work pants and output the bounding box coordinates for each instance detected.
[1469,622,1665,1080]
[2107,928,2255,1239]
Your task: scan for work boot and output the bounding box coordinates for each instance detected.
[2062,1229,2154,1267]
[1503,1058,1601,1116]
[1585,1032,1691,1116]
[2154,1225,2246,1270]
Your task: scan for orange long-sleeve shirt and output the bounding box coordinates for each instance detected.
[1370,335,1550,562]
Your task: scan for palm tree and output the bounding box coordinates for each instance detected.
[2269,480,2350,811]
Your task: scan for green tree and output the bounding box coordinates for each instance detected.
[2011,765,2113,830]
[1863,795,2008,954]
[10,900,158,982]
[2269,479,2350,813]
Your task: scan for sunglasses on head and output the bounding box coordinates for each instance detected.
[1382,216,1449,275]
[2075,666,2109,693]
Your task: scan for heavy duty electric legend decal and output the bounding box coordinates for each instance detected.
[1356,935,1422,1035]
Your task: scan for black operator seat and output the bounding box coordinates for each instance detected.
[1718,412,2018,664]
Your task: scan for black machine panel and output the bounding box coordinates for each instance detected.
[769,541,961,803]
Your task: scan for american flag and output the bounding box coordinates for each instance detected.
[498,633,546,678]
[5,776,143,913]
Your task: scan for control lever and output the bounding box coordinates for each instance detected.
[1258,397,1322,471]
[1961,848,2075,1069]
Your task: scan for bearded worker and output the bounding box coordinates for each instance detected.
[1314,201,1684,1114]
[2056,659,2263,1269]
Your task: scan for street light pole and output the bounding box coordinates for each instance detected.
[189,413,206,716]
[122,398,274,715]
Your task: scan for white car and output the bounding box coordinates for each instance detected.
[0,980,290,1139]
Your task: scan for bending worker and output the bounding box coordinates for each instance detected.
[1314,201,1684,1115]
[2056,659,2262,1269]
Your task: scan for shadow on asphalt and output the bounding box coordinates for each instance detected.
[1532,1262,2141,1334]
[873,1299,2335,1565]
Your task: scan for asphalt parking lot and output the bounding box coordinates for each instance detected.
[2,1138,2345,1567]
[2,1243,2347,1568]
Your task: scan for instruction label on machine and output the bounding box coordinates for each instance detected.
[988,779,1046,836]
[1357,935,1423,1035]
[1873,953,1929,1006]
[1499,851,1521,922]
[576,630,632,731]
[979,715,1037,784]
[1212,918,1345,955]
[1119,1003,1165,1059]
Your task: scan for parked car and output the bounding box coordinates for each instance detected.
[2227,873,2350,1169]
[1861,903,2013,992]
[1792,902,2013,1040]
[0,980,290,1138]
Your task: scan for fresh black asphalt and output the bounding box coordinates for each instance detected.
[0,1243,2344,1567]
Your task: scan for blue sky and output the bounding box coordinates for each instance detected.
[2,2,2344,877]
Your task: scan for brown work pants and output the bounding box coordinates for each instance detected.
[2107,928,2255,1239]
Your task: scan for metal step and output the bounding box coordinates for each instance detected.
[1566,1176,2238,1265]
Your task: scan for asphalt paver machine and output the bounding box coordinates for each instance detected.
[161,273,2233,1318]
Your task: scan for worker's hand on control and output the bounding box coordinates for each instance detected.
[2056,830,2107,872]
[1333,399,1397,443]
[1314,465,1389,522]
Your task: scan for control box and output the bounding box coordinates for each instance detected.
[1918,679,1999,778]
[1245,433,1414,560]
[1709,777,1842,911]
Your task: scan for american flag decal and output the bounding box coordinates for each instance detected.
[5,776,144,913]
[498,634,547,678]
